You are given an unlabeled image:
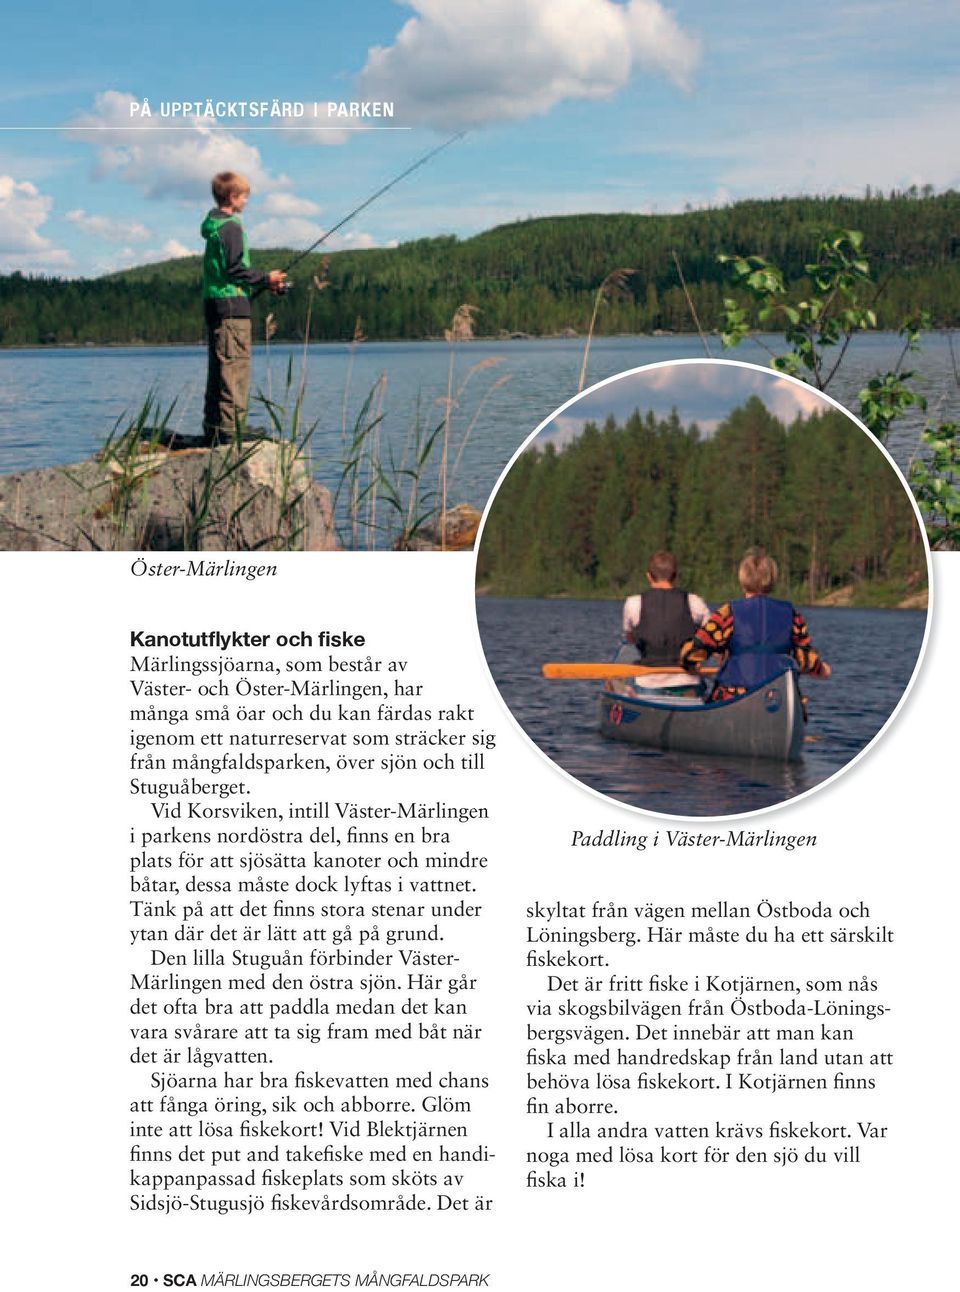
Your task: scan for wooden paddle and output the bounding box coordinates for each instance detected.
[542,662,718,679]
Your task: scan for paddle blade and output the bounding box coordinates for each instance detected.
[541,662,718,679]
[543,662,686,679]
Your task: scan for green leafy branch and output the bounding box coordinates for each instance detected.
[718,230,876,388]
[909,421,960,547]
[717,230,959,547]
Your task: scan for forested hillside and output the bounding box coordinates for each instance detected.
[475,398,927,605]
[1,191,958,345]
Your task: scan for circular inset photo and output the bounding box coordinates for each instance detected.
[474,360,930,818]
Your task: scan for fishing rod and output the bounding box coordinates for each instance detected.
[258,130,467,295]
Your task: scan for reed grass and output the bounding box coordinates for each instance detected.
[332,375,388,550]
[179,434,262,550]
[326,302,509,549]
[578,268,635,392]
[252,356,324,551]
[376,395,447,550]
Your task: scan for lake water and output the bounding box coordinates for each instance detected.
[475,598,927,818]
[0,334,954,542]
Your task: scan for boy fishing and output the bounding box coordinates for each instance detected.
[201,171,286,444]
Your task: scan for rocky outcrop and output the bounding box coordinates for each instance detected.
[396,503,482,551]
[0,441,337,552]
[814,585,854,607]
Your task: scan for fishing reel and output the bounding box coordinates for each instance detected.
[276,279,294,296]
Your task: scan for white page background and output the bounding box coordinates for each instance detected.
[4,552,955,1290]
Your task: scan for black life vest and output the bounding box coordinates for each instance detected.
[634,588,696,667]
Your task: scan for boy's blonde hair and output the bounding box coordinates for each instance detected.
[738,549,778,595]
[211,172,251,206]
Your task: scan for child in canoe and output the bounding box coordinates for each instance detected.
[681,549,831,702]
[618,549,710,702]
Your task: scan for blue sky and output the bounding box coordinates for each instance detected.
[540,360,832,445]
[0,0,957,275]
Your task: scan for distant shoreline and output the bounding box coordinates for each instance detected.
[0,328,943,355]
[0,333,646,353]
[474,588,928,612]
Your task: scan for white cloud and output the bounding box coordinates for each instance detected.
[0,175,72,271]
[68,91,287,200]
[623,364,826,422]
[128,238,195,266]
[260,193,322,217]
[249,216,326,248]
[538,414,584,448]
[157,238,193,259]
[65,208,152,241]
[766,381,830,426]
[540,362,834,446]
[358,0,700,127]
[622,0,703,90]
[95,238,195,275]
[278,123,356,148]
[248,216,384,251]
[336,230,387,250]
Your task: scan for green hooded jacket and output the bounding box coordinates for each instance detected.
[201,209,265,319]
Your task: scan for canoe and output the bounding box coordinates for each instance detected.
[599,667,804,761]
